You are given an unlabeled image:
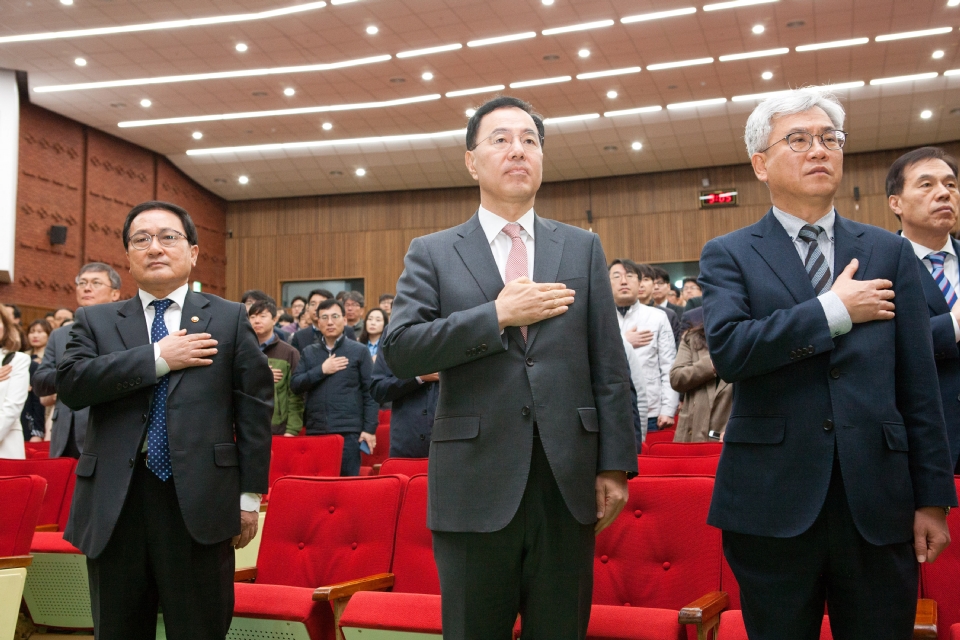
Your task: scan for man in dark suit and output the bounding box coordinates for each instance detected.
[33,262,121,458]
[290,288,355,352]
[57,201,274,640]
[369,355,439,458]
[700,90,956,640]
[383,96,636,640]
[887,146,960,474]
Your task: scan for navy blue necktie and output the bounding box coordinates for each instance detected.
[147,299,173,481]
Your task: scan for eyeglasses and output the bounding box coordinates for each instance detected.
[610,272,639,282]
[75,279,111,289]
[760,130,847,154]
[318,314,343,322]
[128,229,188,251]
[472,130,543,152]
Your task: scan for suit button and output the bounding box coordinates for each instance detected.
[135,377,142,385]
[141,414,147,423]
[830,368,841,379]
[420,434,426,441]
[480,344,487,352]
[128,458,134,467]
[116,383,123,391]
[521,406,531,417]
[526,357,534,367]
[808,345,814,353]
[789,352,796,360]
[422,409,428,415]
[823,419,834,432]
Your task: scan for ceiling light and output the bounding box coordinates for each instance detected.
[366,26,378,35]
[238,175,249,184]
[140,98,152,107]
[60,0,73,4]
[730,81,865,102]
[607,90,618,98]
[355,168,366,176]
[186,128,467,156]
[666,97,727,110]
[445,84,506,97]
[35,54,392,93]
[876,27,952,42]
[719,48,789,61]
[283,87,295,96]
[949,0,960,6]
[578,49,590,58]
[235,43,248,52]
[542,20,614,36]
[796,38,869,52]
[621,7,696,23]
[647,57,714,70]
[396,43,462,58]
[509,75,572,88]
[752,25,765,34]
[542,113,600,125]
[946,69,960,76]
[542,0,554,4]
[703,0,777,11]
[322,122,333,130]
[467,32,537,47]
[761,71,773,79]
[2,1,328,44]
[74,57,86,66]
[870,72,938,85]
[465,108,476,117]
[631,141,643,150]
[192,131,203,139]
[933,50,945,59]
[576,66,641,79]
[330,0,357,4]
[603,105,663,117]
[421,72,434,81]
[119,93,441,127]
[921,110,933,119]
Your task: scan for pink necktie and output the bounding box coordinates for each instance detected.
[502,223,529,342]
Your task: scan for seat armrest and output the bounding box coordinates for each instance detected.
[913,599,937,639]
[35,524,59,532]
[0,555,33,570]
[312,573,395,602]
[679,591,729,625]
[234,567,258,582]
[372,464,382,476]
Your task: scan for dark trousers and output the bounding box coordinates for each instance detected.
[723,456,918,640]
[87,458,235,640]
[647,416,659,434]
[432,436,595,640]
[340,432,361,476]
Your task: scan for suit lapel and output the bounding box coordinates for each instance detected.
[166,291,212,397]
[833,213,872,284]
[116,296,149,350]
[918,256,951,315]
[453,213,505,303]
[749,209,816,305]
[526,216,563,349]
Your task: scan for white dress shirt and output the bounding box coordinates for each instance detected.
[477,206,536,282]
[618,302,679,418]
[771,207,852,338]
[908,236,960,341]
[139,283,261,512]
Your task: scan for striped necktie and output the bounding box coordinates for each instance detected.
[927,251,958,309]
[797,224,832,295]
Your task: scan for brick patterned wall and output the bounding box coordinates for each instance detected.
[0,102,227,312]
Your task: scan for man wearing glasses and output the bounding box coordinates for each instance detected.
[699,89,956,638]
[56,201,273,640]
[290,288,355,353]
[32,262,122,458]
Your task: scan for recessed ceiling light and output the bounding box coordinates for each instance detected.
[283,87,295,96]
[466,108,477,117]
[322,122,333,130]
[666,97,728,110]
[542,113,600,125]
[921,109,933,119]
[621,7,696,24]
[577,66,641,79]
[187,128,467,156]
[396,43,462,58]
[60,0,73,4]
[238,175,249,184]
[761,71,773,79]
[140,98,152,107]
[946,69,960,76]
[647,57,714,70]
[192,131,203,139]
[703,0,777,10]
[719,48,789,61]
[74,57,86,66]
[542,0,554,4]
[579,49,590,58]
[446,85,506,97]
[869,72,939,85]
[933,50,945,59]
[422,72,434,80]
[355,168,366,176]
[467,32,537,47]
[731,81,865,102]
[542,20,614,36]
[876,27,953,42]
[752,25,765,34]
[366,26,378,35]
[631,141,643,150]
[949,0,960,6]
[604,105,662,117]
[509,75,572,88]
[606,90,618,98]
[796,38,869,52]
[235,43,248,52]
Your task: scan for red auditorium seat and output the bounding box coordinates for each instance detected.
[951,624,960,640]
[0,458,77,531]
[919,476,960,640]
[265,434,343,502]
[360,423,390,475]
[636,455,720,476]
[640,441,651,456]
[23,441,51,458]
[378,457,429,477]
[648,442,723,457]
[230,475,406,640]
[645,429,678,446]
[0,474,47,639]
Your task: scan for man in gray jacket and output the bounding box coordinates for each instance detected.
[383,96,637,640]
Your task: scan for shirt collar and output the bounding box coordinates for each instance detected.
[907,236,957,262]
[259,333,278,350]
[772,206,836,242]
[323,333,345,351]
[477,206,536,245]
[139,282,189,313]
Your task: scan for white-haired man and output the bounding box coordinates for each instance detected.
[699,89,956,639]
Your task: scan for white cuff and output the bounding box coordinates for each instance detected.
[818,291,852,338]
[415,376,423,384]
[153,343,171,377]
[240,493,262,512]
[952,313,960,343]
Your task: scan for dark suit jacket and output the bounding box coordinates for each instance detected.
[383,212,637,532]
[291,324,355,353]
[912,235,960,469]
[33,325,88,457]
[369,354,439,458]
[56,292,274,559]
[700,209,957,546]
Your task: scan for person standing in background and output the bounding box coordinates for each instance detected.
[0,304,30,459]
[249,299,304,436]
[359,308,387,362]
[21,319,52,442]
[669,307,730,443]
[370,355,439,458]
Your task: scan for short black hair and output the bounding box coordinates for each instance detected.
[291,295,307,305]
[682,277,702,290]
[44,311,55,319]
[241,290,276,306]
[634,263,657,280]
[885,146,959,199]
[609,259,640,278]
[466,96,545,151]
[8,304,20,320]
[278,313,294,324]
[671,285,682,296]
[651,266,671,283]
[379,293,395,303]
[318,298,345,315]
[248,299,277,318]
[344,290,365,306]
[123,200,199,249]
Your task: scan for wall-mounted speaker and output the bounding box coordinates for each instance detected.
[49,225,68,245]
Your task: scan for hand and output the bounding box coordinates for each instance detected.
[419,372,440,383]
[284,433,296,437]
[624,327,654,348]
[595,471,629,533]
[359,431,377,454]
[232,510,260,550]
[29,436,43,442]
[271,367,283,383]
[321,356,349,375]
[831,259,895,324]
[157,330,218,370]
[951,304,960,326]
[914,507,951,563]
[657,414,675,428]
[495,277,575,331]
[40,394,57,407]
[0,364,10,383]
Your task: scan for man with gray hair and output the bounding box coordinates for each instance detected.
[33,262,122,457]
[699,88,956,638]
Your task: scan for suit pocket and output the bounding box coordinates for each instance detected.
[882,422,909,452]
[578,408,600,433]
[723,415,786,444]
[431,416,480,442]
[214,443,240,467]
[76,453,97,477]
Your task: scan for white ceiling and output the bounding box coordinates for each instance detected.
[1,0,958,200]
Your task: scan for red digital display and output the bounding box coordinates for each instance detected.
[699,189,738,208]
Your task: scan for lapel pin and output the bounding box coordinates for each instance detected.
[191,316,199,323]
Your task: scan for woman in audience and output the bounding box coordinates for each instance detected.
[21,319,52,442]
[0,304,30,458]
[669,307,732,443]
[358,308,387,362]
